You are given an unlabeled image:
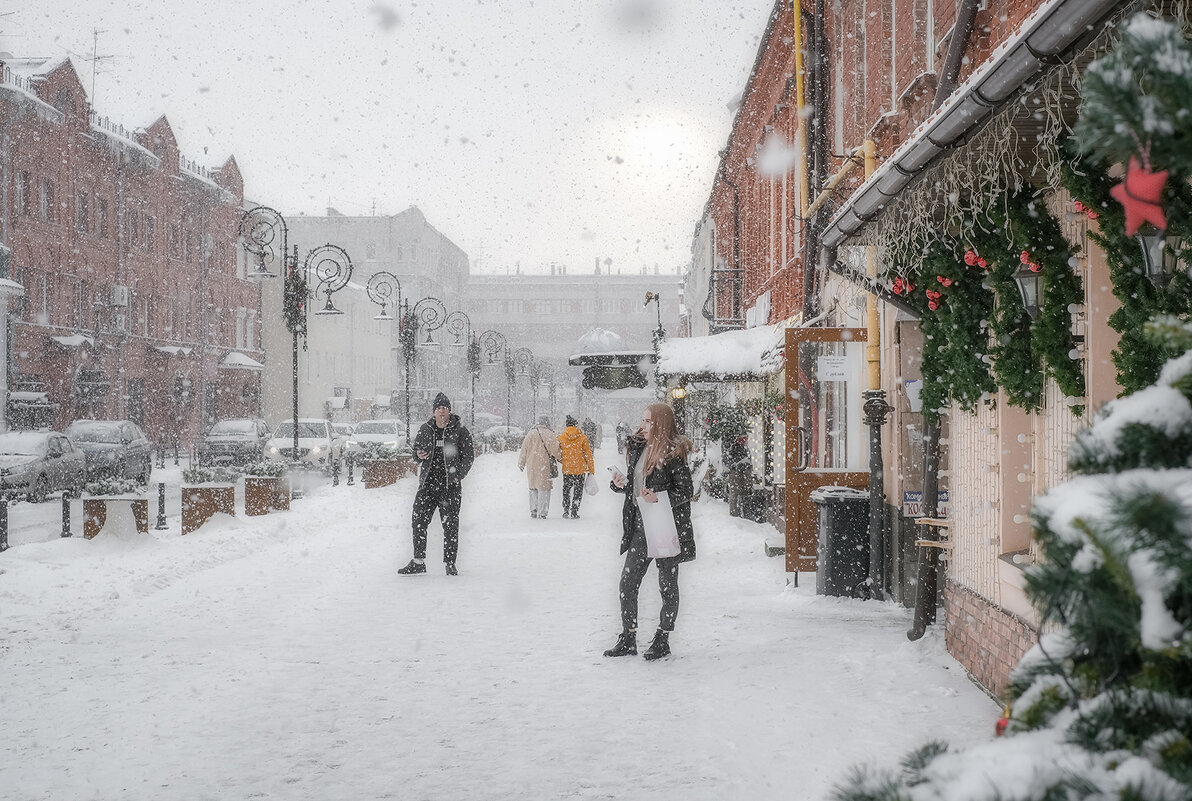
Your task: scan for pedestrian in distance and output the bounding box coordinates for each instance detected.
[398,392,475,577]
[518,415,562,520]
[726,435,753,518]
[604,402,696,661]
[615,420,629,454]
[581,416,598,451]
[557,414,595,519]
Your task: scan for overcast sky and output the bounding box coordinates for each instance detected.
[9,0,775,275]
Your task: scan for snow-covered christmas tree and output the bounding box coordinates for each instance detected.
[831,15,1192,801]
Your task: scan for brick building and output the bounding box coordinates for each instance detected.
[1,56,261,447]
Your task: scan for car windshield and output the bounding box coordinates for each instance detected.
[66,422,124,443]
[209,420,255,435]
[355,422,396,435]
[0,432,47,455]
[274,422,327,439]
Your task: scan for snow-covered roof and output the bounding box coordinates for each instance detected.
[574,328,623,353]
[0,276,24,295]
[50,334,95,349]
[151,345,193,356]
[657,324,784,379]
[218,352,264,371]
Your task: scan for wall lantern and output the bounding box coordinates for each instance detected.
[670,386,687,400]
[1137,229,1182,289]
[1012,263,1042,320]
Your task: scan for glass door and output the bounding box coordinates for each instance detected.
[784,327,869,574]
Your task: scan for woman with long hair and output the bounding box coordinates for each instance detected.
[604,402,696,661]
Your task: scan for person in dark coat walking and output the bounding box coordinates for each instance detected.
[604,402,695,661]
[398,392,475,576]
[581,416,598,451]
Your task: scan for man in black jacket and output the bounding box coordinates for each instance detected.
[398,392,475,576]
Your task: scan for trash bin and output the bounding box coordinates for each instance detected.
[809,486,870,597]
[742,488,766,524]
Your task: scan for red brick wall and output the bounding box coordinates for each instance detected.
[943,580,1037,698]
[2,58,259,446]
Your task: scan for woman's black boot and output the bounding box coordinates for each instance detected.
[603,629,637,657]
[642,629,670,661]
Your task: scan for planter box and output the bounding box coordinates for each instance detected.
[181,485,235,535]
[362,456,414,489]
[83,498,149,539]
[245,476,289,516]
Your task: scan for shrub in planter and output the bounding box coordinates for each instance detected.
[181,466,239,535]
[83,478,148,539]
[363,446,413,488]
[243,461,289,515]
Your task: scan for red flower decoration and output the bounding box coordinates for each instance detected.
[936,275,953,287]
[1020,250,1031,264]
[1073,201,1085,213]
[1029,263,1041,273]
[977,257,987,269]
[1087,211,1098,220]
[964,250,978,267]
[928,300,939,311]
[1109,155,1169,236]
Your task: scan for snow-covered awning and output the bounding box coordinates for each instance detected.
[50,334,95,349]
[821,0,1120,249]
[325,396,348,410]
[217,352,264,371]
[151,345,193,356]
[8,391,51,406]
[372,394,391,407]
[0,276,24,295]
[657,324,784,381]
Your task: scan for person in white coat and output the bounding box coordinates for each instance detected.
[518,416,562,519]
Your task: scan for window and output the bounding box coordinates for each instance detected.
[39,273,50,322]
[16,171,29,215]
[40,178,54,221]
[97,198,108,237]
[184,230,193,263]
[76,192,88,233]
[75,279,84,327]
[145,215,155,249]
[12,267,26,318]
[169,224,181,258]
[127,208,138,245]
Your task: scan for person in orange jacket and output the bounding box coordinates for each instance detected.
[557,414,595,519]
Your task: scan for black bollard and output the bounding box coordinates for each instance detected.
[155,482,169,530]
[346,452,355,486]
[61,493,72,538]
[0,497,8,551]
[173,441,180,466]
[332,456,340,487]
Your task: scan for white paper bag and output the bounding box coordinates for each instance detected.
[584,472,598,496]
[637,490,681,558]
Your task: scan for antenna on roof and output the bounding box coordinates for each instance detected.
[76,28,120,107]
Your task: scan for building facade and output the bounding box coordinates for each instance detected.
[1,56,260,447]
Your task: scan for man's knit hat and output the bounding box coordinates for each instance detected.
[433,392,452,411]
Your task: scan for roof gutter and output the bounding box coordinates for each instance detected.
[821,0,1121,250]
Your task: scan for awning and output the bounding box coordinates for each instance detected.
[0,277,24,295]
[50,334,95,349]
[8,391,51,406]
[657,324,784,381]
[372,394,391,407]
[152,345,193,356]
[218,352,264,371]
[325,396,348,410]
[821,0,1121,250]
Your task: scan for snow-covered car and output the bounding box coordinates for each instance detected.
[482,425,525,453]
[196,418,271,466]
[64,419,153,484]
[331,422,355,440]
[0,430,87,502]
[343,419,408,457]
[265,418,341,470]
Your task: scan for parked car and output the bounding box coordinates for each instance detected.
[0,430,87,502]
[196,418,271,466]
[331,422,355,441]
[265,418,341,470]
[343,419,408,457]
[481,425,525,453]
[63,419,153,484]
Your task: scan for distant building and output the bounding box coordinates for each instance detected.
[464,268,683,428]
[279,206,468,428]
[0,55,260,444]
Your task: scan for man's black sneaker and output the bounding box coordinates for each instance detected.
[397,559,426,576]
[531,510,538,519]
[445,563,458,576]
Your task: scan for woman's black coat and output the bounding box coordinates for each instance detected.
[611,436,696,563]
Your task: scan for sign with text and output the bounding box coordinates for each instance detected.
[902,490,950,517]
[816,355,849,382]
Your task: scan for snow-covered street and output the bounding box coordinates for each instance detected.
[1,448,995,800]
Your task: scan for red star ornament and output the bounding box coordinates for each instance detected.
[1110,156,1168,236]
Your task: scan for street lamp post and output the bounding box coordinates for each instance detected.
[539,361,555,418]
[402,296,447,440]
[444,310,474,428]
[644,290,666,398]
[479,329,507,428]
[513,347,534,426]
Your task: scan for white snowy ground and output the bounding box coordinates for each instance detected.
[0,446,996,801]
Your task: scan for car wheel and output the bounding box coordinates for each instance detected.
[27,475,49,504]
